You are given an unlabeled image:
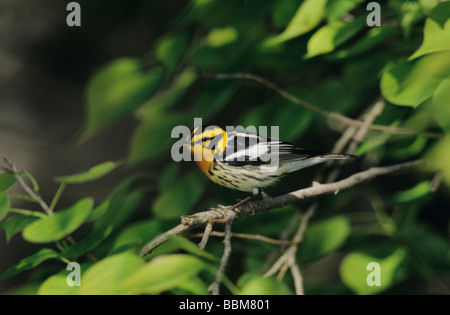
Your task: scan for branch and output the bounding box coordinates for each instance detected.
[1,155,53,216]
[190,231,292,246]
[202,72,441,139]
[263,203,316,294]
[198,222,214,249]
[140,160,423,257]
[209,222,233,295]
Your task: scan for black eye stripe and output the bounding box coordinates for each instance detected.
[204,133,223,142]
[192,133,223,146]
[202,135,215,142]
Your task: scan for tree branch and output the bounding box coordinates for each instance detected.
[190,231,292,246]
[209,222,233,295]
[140,160,423,257]
[1,155,52,216]
[202,71,441,139]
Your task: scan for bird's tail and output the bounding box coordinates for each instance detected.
[318,153,357,160]
[284,152,357,173]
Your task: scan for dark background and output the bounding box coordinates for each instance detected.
[0,0,184,292]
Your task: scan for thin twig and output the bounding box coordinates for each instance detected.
[198,222,214,249]
[49,183,67,212]
[263,204,315,279]
[203,72,441,138]
[325,97,386,183]
[140,224,191,257]
[430,173,443,192]
[209,222,233,295]
[190,231,292,246]
[2,155,52,216]
[347,97,386,153]
[290,261,304,295]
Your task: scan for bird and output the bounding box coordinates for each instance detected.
[187,126,356,197]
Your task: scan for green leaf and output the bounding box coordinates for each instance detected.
[152,171,206,219]
[22,198,94,243]
[174,276,209,295]
[385,135,429,160]
[272,0,302,28]
[206,27,239,47]
[0,248,58,280]
[86,199,110,222]
[343,51,390,91]
[192,81,237,120]
[240,98,313,143]
[418,0,439,12]
[426,135,450,186]
[340,246,407,294]
[306,17,365,58]
[326,0,366,22]
[123,254,206,294]
[0,173,16,192]
[95,180,144,230]
[155,33,189,71]
[238,274,293,295]
[0,215,38,242]
[409,2,450,60]
[166,235,218,261]
[128,69,196,165]
[408,226,449,266]
[398,0,423,39]
[308,78,359,113]
[82,59,163,138]
[334,26,396,59]
[298,215,351,262]
[38,274,79,295]
[54,161,120,184]
[112,219,163,252]
[158,164,180,191]
[59,226,113,259]
[381,51,450,107]
[391,181,432,203]
[0,193,10,222]
[128,112,187,165]
[431,79,450,131]
[79,252,145,294]
[135,69,197,118]
[262,0,327,47]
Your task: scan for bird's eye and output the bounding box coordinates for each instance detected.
[202,135,215,142]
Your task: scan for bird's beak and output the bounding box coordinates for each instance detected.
[182,142,192,153]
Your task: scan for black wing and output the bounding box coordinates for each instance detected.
[219,130,355,167]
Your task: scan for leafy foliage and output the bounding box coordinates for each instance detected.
[1,0,449,295]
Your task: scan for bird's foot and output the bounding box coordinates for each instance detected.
[230,195,253,211]
[261,191,271,199]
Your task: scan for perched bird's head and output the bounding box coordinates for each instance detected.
[187,126,227,174]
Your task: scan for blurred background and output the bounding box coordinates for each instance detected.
[0,0,449,294]
[0,0,178,292]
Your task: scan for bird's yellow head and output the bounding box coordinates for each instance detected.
[188,126,227,174]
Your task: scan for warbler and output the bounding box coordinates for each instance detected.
[188,126,356,196]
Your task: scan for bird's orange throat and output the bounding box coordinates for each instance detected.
[191,146,214,175]
[195,158,212,175]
